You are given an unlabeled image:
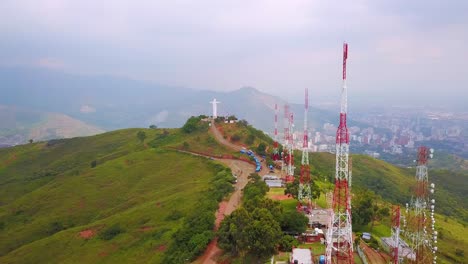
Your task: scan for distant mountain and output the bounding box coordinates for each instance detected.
[0,67,347,134]
[0,105,104,146]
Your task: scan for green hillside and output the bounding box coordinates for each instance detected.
[0,122,235,263]
[0,117,466,263]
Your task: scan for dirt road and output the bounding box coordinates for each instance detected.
[209,120,243,151]
[360,241,391,264]
[194,121,259,264]
[194,159,254,264]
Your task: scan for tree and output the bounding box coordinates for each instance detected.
[352,189,375,229]
[310,180,321,200]
[256,142,267,156]
[279,235,299,251]
[231,133,241,142]
[149,124,157,129]
[218,207,251,256]
[244,208,282,259]
[136,131,146,143]
[29,139,33,144]
[284,179,299,198]
[90,160,97,168]
[182,116,201,133]
[280,211,308,234]
[238,119,249,127]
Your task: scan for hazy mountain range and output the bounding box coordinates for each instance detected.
[1,67,356,145]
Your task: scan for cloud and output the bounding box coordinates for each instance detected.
[1,0,467,109]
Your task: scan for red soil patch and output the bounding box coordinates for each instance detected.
[155,244,167,252]
[98,251,109,257]
[79,229,96,239]
[215,201,228,230]
[155,202,162,207]
[139,226,153,232]
[270,194,293,201]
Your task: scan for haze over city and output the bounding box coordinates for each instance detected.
[1,0,467,109]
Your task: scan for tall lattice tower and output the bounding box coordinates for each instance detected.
[272,103,280,161]
[402,146,437,264]
[326,42,353,264]
[285,110,295,182]
[282,105,290,175]
[391,205,401,264]
[298,88,312,210]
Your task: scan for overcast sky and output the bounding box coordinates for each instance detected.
[1,0,467,109]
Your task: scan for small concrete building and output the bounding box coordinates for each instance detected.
[308,209,330,229]
[290,248,313,264]
[262,174,282,188]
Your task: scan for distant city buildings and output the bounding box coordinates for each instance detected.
[274,109,467,161]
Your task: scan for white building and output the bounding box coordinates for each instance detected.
[291,248,313,264]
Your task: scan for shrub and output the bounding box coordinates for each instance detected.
[99,224,124,240]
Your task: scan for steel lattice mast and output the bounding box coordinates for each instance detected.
[402,146,437,264]
[272,103,280,161]
[326,42,353,264]
[392,205,401,264]
[282,105,290,175]
[298,88,312,210]
[285,110,295,182]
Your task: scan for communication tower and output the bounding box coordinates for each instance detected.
[402,146,437,264]
[272,103,280,161]
[326,42,354,264]
[392,205,401,264]
[284,110,295,182]
[298,88,312,211]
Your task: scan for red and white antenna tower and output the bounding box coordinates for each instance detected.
[272,103,280,161]
[282,105,290,175]
[402,146,437,264]
[298,88,312,211]
[391,205,401,264]
[285,110,295,182]
[326,42,354,264]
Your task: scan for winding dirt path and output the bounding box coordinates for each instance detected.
[189,121,252,264]
[194,120,270,264]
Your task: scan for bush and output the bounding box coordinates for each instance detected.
[256,142,267,156]
[90,160,97,168]
[99,224,124,240]
[182,116,202,133]
[279,235,299,251]
[231,134,241,142]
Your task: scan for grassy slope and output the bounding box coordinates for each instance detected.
[0,127,227,263]
[0,119,466,263]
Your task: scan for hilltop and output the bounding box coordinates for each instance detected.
[0,116,466,263]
